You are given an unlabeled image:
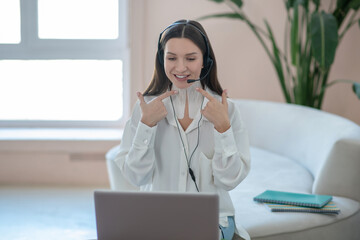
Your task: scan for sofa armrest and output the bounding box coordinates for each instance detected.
[235,99,360,178]
[313,139,360,202]
[106,144,139,191]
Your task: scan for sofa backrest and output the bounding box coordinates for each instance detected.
[233,99,360,178]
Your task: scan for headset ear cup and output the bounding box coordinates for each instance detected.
[157,31,165,66]
[200,58,213,80]
[205,58,213,70]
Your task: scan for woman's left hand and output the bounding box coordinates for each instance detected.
[196,88,230,133]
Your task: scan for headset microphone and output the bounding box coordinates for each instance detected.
[186,79,200,83]
[187,59,213,83]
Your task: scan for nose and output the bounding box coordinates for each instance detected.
[175,59,187,72]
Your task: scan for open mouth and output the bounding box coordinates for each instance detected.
[174,74,190,81]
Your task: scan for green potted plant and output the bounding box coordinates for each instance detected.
[199,0,360,109]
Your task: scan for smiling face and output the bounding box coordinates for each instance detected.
[164,38,203,89]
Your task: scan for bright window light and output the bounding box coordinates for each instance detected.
[0,0,21,44]
[38,0,119,39]
[0,60,123,121]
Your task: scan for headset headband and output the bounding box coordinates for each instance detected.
[157,20,212,68]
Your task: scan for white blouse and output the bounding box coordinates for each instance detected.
[114,89,251,239]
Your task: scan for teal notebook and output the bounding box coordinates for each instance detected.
[253,190,332,208]
[265,201,340,214]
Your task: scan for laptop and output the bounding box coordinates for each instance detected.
[94,190,219,240]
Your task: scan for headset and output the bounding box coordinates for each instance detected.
[157,20,214,83]
[159,20,226,239]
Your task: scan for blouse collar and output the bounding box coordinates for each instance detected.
[162,87,221,133]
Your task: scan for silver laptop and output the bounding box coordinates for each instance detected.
[94,190,219,240]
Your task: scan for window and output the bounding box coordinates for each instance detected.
[0,0,129,128]
[38,0,119,39]
[0,0,21,44]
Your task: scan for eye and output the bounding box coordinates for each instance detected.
[187,58,196,61]
[167,57,176,61]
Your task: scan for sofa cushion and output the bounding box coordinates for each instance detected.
[230,147,360,238]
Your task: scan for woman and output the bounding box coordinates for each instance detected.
[114,19,251,240]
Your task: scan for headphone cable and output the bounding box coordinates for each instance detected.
[170,95,203,192]
[170,94,225,240]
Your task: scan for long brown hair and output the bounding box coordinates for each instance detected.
[143,19,223,96]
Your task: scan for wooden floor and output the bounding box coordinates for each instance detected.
[0,186,105,240]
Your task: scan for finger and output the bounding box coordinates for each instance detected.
[196,87,215,101]
[222,89,228,106]
[137,92,146,104]
[157,90,178,101]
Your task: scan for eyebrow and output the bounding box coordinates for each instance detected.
[166,52,199,56]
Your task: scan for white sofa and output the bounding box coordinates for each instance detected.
[106,99,360,240]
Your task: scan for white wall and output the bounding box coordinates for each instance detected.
[129,0,360,125]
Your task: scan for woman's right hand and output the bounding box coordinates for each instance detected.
[137,90,178,127]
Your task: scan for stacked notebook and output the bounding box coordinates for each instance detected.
[253,190,340,214]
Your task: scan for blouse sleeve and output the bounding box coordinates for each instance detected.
[113,101,157,187]
[211,100,251,191]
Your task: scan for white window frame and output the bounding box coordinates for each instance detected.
[0,0,130,128]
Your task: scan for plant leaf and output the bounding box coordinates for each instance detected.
[264,20,291,103]
[334,0,354,27]
[291,3,299,65]
[231,0,243,8]
[286,0,296,9]
[349,0,360,10]
[300,0,309,9]
[289,0,309,66]
[310,11,339,69]
[336,0,347,8]
[287,0,309,9]
[197,12,245,21]
[353,82,360,99]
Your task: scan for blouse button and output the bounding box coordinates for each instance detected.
[143,139,148,144]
